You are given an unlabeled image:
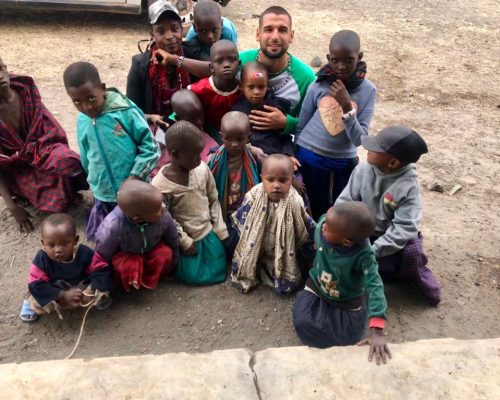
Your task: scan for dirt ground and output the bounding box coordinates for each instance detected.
[0,0,499,364]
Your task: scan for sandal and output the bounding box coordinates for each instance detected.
[95,296,112,311]
[19,299,39,323]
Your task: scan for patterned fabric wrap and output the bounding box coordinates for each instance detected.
[376,233,441,305]
[316,61,367,90]
[230,184,314,293]
[0,75,84,212]
[207,144,260,217]
[148,45,190,116]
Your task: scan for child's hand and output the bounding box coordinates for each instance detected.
[289,156,301,172]
[81,287,96,307]
[358,328,392,365]
[248,145,268,166]
[183,244,198,257]
[60,288,83,309]
[8,204,34,234]
[329,79,353,113]
[249,105,287,131]
[291,176,306,197]
[147,114,169,129]
[150,48,176,66]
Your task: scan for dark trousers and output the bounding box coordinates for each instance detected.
[297,147,358,221]
[293,289,366,348]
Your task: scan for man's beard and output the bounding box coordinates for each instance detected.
[261,43,288,59]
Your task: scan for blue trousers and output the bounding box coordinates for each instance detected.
[297,147,358,221]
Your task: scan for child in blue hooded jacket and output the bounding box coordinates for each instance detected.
[64,62,160,241]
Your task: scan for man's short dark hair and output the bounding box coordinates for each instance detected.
[63,61,101,90]
[259,6,292,28]
[41,213,77,237]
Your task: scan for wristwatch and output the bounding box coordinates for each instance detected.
[342,108,356,120]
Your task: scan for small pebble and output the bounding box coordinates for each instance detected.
[310,55,322,68]
[427,181,444,193]
[449,184,463,196]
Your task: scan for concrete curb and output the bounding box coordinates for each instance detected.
[1,338,499,399]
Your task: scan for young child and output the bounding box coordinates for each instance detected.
[63,62,160,241]
[94,180,179,291]
[293,202,391,365]
[208,111,259,220]
[154,89,219,173]
[188,39,241,143]
[184,0,238,62]
[232,62,294,160]
[231,154,315,294]
[336,126,441,305]
[295,30,377,220]
[19,214,112,322]
[151,121,228,285]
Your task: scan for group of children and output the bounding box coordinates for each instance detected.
[10,1,443,365]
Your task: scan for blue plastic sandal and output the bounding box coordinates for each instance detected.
[19,299,38,323]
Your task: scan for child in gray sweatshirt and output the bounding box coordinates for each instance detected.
[336,126,441,305]
[295,30,376,220]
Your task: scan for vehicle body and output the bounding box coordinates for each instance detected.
[0,0,143,14]
[0,0,231,16]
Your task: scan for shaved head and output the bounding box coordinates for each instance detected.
[210,39,238,60]
[328,201,375,242]
[194,0,221,21]
[221,111,251,134]
[330,30,361,53]
[117,180,163,221]
[262,153,294,176]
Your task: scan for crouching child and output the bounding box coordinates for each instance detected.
[20,214,112,322]
[94,180,179,291]
[293,202,391,365]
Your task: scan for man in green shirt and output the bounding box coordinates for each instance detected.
[239,6,316,135]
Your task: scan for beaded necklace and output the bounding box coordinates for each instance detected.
[257,50,292,95]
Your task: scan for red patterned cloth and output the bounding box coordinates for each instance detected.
[112,242,174,291]
[148,45,190,116]
[0,75,85,212]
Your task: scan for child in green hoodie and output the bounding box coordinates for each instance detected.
[64,62,160,241]
[293,202,391,365]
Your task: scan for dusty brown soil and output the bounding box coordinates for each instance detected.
[1,0,499,364]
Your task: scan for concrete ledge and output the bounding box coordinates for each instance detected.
[254,338,500,400]
[0,349,258,400]
[1,338,499,399]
